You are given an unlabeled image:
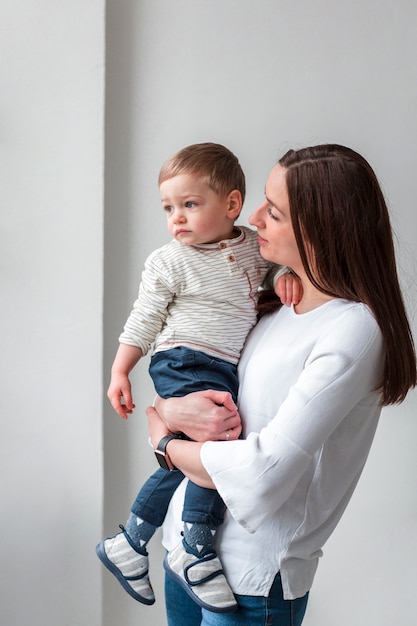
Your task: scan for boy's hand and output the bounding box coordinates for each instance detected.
[107,373,136,420]
[275,272,302,306]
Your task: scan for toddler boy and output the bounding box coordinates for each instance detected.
[96,143,299,613]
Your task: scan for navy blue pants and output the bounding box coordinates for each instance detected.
[131,347,238,529]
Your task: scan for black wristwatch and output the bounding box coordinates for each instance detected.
[154,434,185,470]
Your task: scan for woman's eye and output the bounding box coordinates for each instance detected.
[267,206,279,221]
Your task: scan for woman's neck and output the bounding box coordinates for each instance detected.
[294,281,336,314]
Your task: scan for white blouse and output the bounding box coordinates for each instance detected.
[162,299,384,600]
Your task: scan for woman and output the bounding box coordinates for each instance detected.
[147,144,416,626]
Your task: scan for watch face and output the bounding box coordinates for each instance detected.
[154,451,171,470]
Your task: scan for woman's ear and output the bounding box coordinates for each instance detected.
[227,189,243,219]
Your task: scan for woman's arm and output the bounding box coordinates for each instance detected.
[146,404,215,488]
[146,389,242,488]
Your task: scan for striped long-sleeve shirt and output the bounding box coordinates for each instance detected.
[120,226,274,364]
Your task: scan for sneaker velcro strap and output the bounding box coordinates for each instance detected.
[183,551,225,587]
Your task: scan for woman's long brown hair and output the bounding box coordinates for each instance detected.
[258,144,416,405]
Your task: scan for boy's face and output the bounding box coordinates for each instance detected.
[159,174,240,245]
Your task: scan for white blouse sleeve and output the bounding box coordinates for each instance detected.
[201,304,384,533]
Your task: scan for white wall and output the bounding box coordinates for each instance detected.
[0,2,105,625]
[104,1,417,625]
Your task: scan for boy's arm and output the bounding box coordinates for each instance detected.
[107,343,143,419]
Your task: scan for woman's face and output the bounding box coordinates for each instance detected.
[249,164,303,274]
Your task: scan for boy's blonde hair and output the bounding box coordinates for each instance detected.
[158,142,246,203]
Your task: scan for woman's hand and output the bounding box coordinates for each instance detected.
[153,390,242,442]
[146,404,215,488]
[146,405,172,449]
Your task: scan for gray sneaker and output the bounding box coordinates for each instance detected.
[164,540,238,613]
[96,525,155,605]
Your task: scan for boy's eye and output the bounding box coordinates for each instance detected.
[185,201,197,208]
[163,205,174,214]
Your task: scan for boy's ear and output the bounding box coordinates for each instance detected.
[227,189,243,219]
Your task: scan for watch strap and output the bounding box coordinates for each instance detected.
[154,433,185,470]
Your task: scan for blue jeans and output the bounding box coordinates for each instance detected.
[165,572,309,626]
[149,346,238,402]
[131,467,225,527]
[131,346,239,528]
